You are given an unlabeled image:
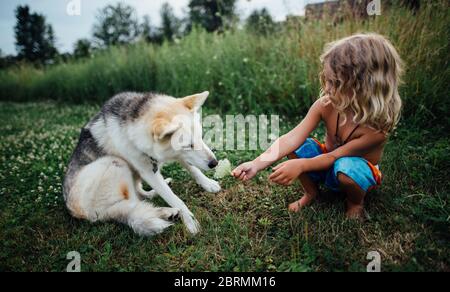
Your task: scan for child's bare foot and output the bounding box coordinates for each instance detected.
[345,203,364,220]
[288,194,315,213]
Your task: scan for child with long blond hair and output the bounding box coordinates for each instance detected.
[233,33,403,219]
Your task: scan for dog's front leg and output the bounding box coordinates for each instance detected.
[136,167,200,235]
[180,162,221,193]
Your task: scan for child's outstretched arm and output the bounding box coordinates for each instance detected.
[233,99,323,181]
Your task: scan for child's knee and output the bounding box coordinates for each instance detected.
[337,172,358,188]
[333,157,376,193]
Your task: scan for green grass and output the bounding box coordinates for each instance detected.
[1,2,449,127]
[0,102,448,272]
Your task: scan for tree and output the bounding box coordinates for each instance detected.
[141,4,182,44]
[93,3,140,47]
[14,5,58,63]
[141,15,157,43]
[188,0,237,32]
[43,25,58,61]
[73,39,92,59]
[160,3,181,41]
[246,8,275,35]
[0,49,16,69]
[140,15,165,44]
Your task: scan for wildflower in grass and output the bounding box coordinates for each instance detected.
[258,217,273,227]
[214,159,233,179]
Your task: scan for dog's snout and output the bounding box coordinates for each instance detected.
[208,159,218,169]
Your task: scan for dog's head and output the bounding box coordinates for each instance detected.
[150,91,218,171]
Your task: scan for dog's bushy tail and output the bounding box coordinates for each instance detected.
[106,201,173,236]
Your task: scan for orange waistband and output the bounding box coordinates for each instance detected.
[311,137,382,186]
[367,162,382,186]
[311,138,328,154]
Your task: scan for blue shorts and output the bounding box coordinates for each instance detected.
[293,138,382,192]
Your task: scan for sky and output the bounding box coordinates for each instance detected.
[0,0,324,55]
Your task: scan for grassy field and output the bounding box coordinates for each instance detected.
[1,2,449,127]
[0,102,448,272]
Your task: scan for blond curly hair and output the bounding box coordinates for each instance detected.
[320,33,403,133]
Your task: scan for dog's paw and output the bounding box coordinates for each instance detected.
[181,212,200,235]
[158,207,181,222]
[139,178,172,199]
[200,179,221,193]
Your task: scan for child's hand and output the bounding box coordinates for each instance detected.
[232,161,259,181]
[269,159,305,186]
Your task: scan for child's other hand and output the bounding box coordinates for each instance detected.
[269,159,304,186]
[232,161,259,181]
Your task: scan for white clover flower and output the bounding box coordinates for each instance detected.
[214,159,233,179]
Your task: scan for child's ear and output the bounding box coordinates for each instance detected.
[181,91,209,111]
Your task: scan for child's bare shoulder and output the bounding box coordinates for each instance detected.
[312,97,334,117]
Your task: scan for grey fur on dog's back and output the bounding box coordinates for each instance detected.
[99,92,155,123]
[63,92,155,200]
[63,128,105,199]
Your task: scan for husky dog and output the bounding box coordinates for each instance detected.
[63,91,220,236]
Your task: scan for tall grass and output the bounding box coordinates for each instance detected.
[294,0,450,126]
[0,1,448,124]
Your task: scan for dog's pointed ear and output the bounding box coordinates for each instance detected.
[152,118,182,141]
[181,91,209,111]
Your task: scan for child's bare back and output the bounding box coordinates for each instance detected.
[321,103,386,166]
